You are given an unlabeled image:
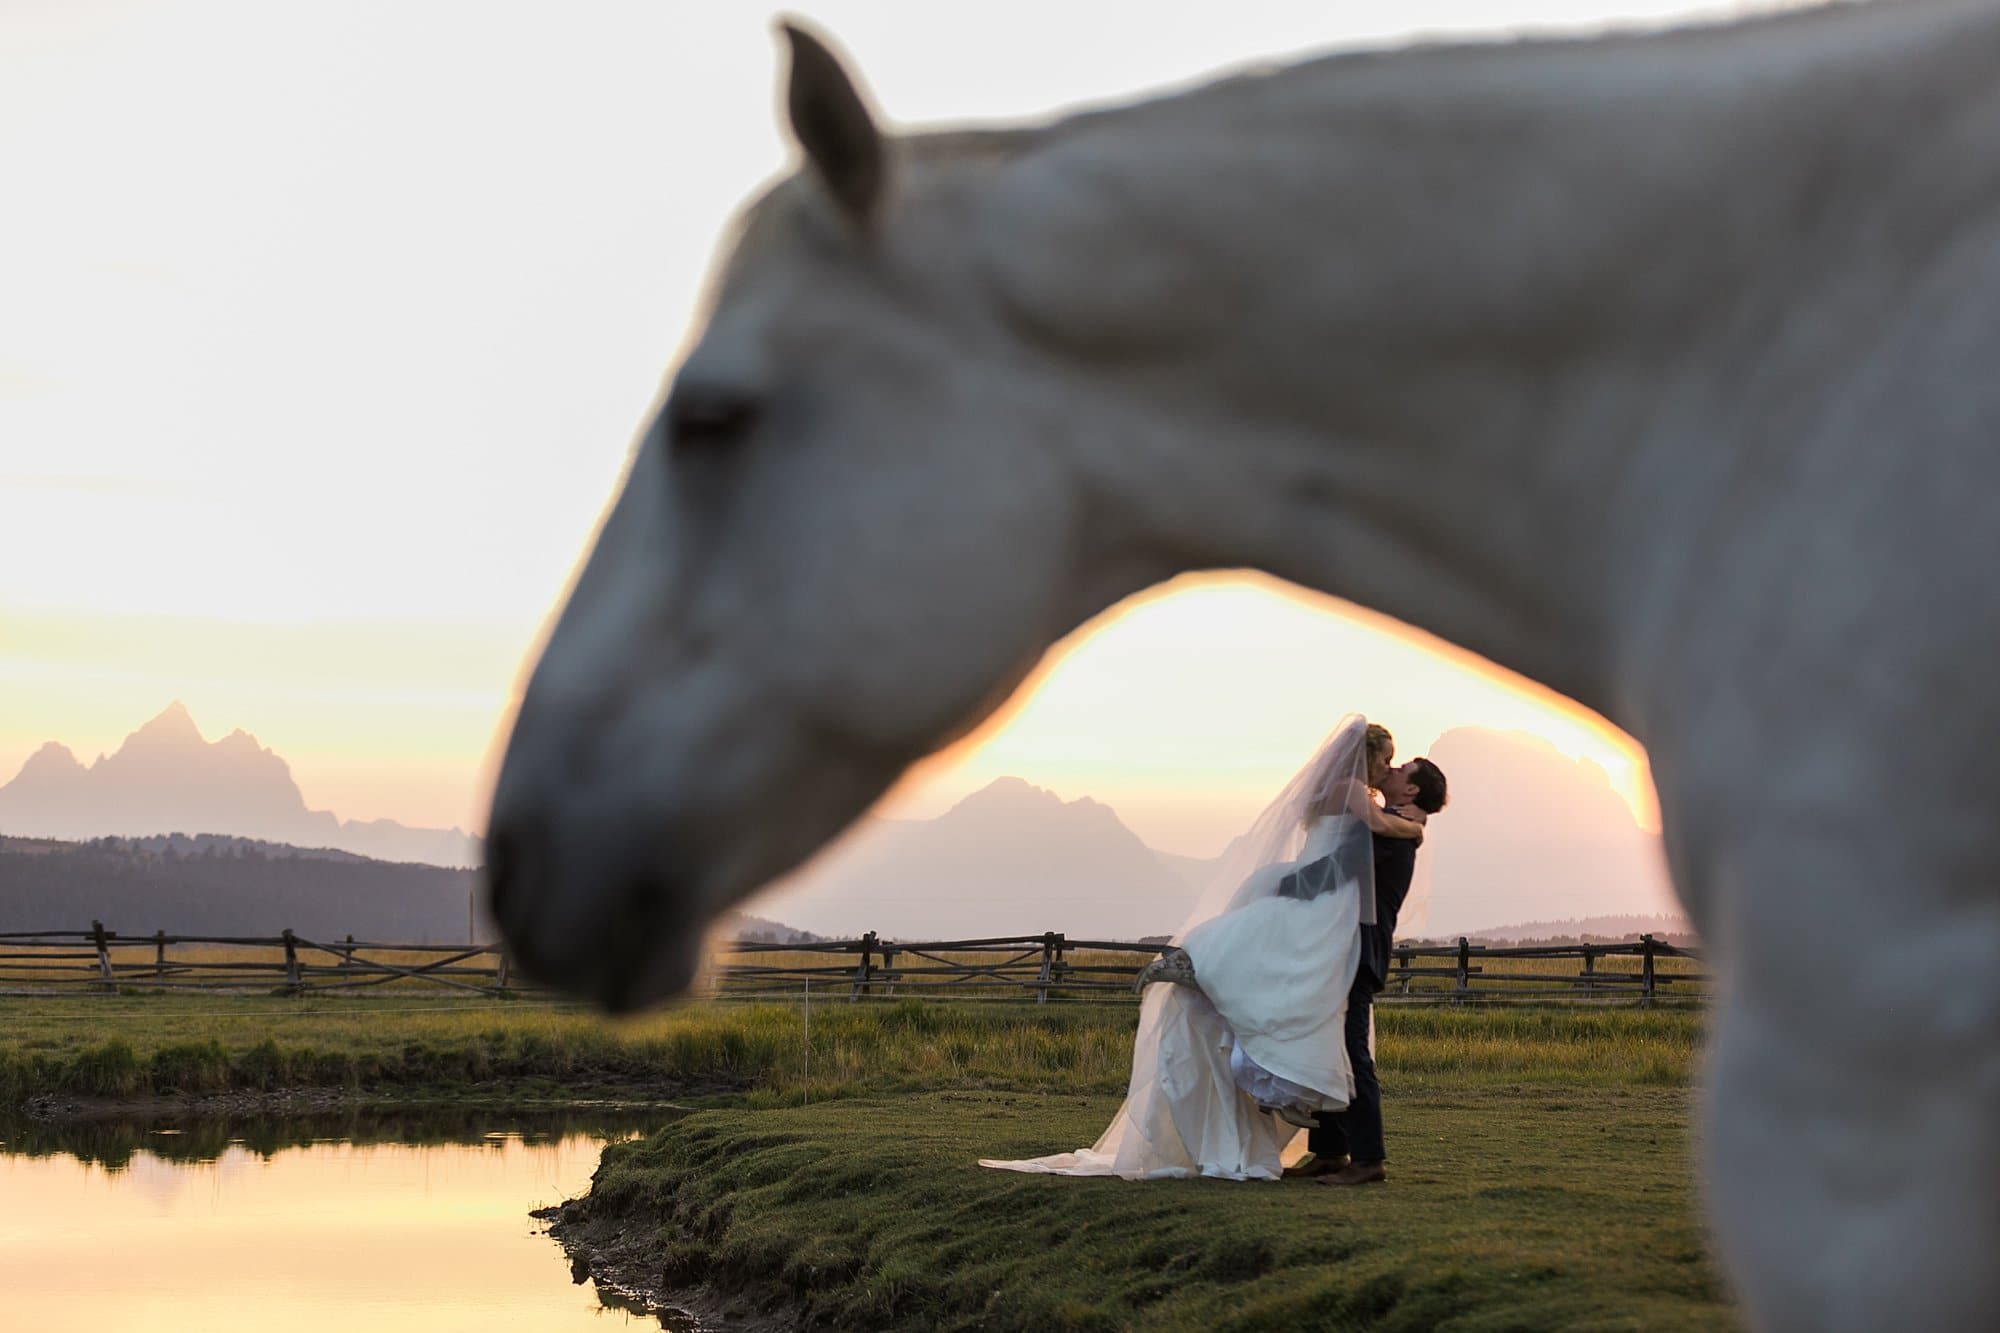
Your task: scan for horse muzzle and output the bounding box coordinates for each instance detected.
[483,793,710,1012]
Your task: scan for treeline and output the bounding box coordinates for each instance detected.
[0,834,476,941]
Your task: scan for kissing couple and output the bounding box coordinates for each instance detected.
[983,715,1446,1183]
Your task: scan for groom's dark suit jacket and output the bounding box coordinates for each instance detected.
[1359,825,1421,993]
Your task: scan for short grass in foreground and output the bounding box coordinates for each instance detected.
[579,1082,1727,1331]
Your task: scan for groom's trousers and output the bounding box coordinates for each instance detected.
[1308,977,1385,1163]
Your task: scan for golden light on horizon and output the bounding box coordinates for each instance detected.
[2,570,1657,857]
[875,572,1660,861]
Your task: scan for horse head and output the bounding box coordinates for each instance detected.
[485,26,1145,1008]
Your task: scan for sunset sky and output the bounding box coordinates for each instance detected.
[0,0,1764,858]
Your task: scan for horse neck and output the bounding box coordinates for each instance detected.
[1001,0,1999,731]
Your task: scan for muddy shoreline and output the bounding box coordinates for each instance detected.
[11,1080,733,1124]
[544,1181,804,1333]
[20,1087,376,1121]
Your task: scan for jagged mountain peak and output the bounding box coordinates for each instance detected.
[0,705,478,869]
[947,776,1061,810]
[945,777,1119,823]
[28,739,83,765]
[130,700,205,743]
[14,742,86,784]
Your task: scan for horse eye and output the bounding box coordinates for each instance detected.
[667,388,759,453]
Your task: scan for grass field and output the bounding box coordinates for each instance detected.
[0,994,1699,1105]
[1,994,1723,1329]
[571,1085,1726,1331]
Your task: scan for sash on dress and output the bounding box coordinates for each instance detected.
[1274,854,1337,901]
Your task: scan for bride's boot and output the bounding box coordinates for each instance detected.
[1261,1103,1321,1131]
[1133,946,1198,993]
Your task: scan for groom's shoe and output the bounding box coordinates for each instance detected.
[1133,947,1198,993]
[1314,1160,1387,1187]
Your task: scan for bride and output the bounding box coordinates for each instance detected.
[980,715,1424,1180]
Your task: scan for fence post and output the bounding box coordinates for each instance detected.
[1036,932,1062,1005]
[339,934,356,971]
[1455,937,1470,1005]
[1581,947,1596,997]
[1641,934,1657,1008]
[154,929,167,981]
[281,928,302,993]
[496,946,511,994]
[881,946,898,996]
[91,920,114,991]
[854,930,876,1002]
[1396,944,1412,995]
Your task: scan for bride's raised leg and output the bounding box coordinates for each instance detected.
[1133,946,1199,992]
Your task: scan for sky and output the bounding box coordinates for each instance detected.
[0,0,1789,859]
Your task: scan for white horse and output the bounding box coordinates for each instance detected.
[487,6,1998,1328]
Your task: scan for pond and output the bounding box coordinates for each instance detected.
[0,1107,701,1331]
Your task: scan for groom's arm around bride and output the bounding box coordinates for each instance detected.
[1300,758,1447,1186]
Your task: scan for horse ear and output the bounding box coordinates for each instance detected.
[778,20,886,228]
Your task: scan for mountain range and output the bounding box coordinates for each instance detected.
[0,704,479,867]
[748,776,1213,942]
[1406,727,1679,937]
[0,706,1683,940]
[750,726,1681,940]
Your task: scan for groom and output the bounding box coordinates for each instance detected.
[1297,757,1448,1186]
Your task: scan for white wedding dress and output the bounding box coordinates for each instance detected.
[981,812,1367,1181]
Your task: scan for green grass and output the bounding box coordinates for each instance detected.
[0,994,1701,1108]
[1,994,1723,1328]
[575,1085,1727,1330]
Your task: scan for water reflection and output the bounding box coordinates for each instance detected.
[0,1105,673,1170]
[0,1108,700,1332]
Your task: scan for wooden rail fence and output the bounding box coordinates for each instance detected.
[0,923,531,997]
[0,925,1707,1004]
[704,931,1707,1006]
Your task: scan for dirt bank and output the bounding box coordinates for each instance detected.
[543,1190,801,1333]
[12,1079,731,1124]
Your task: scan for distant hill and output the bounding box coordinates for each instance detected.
[725,912,827,945]
[1409,728,1680,936]
[0,831,814,945]
[749,777,1203,941]
[0,704,480,867]
[1462,913,1698,946]
[0,832,479,941]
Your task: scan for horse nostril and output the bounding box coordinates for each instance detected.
[593,867,701,1012]
[484,828,519,923]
